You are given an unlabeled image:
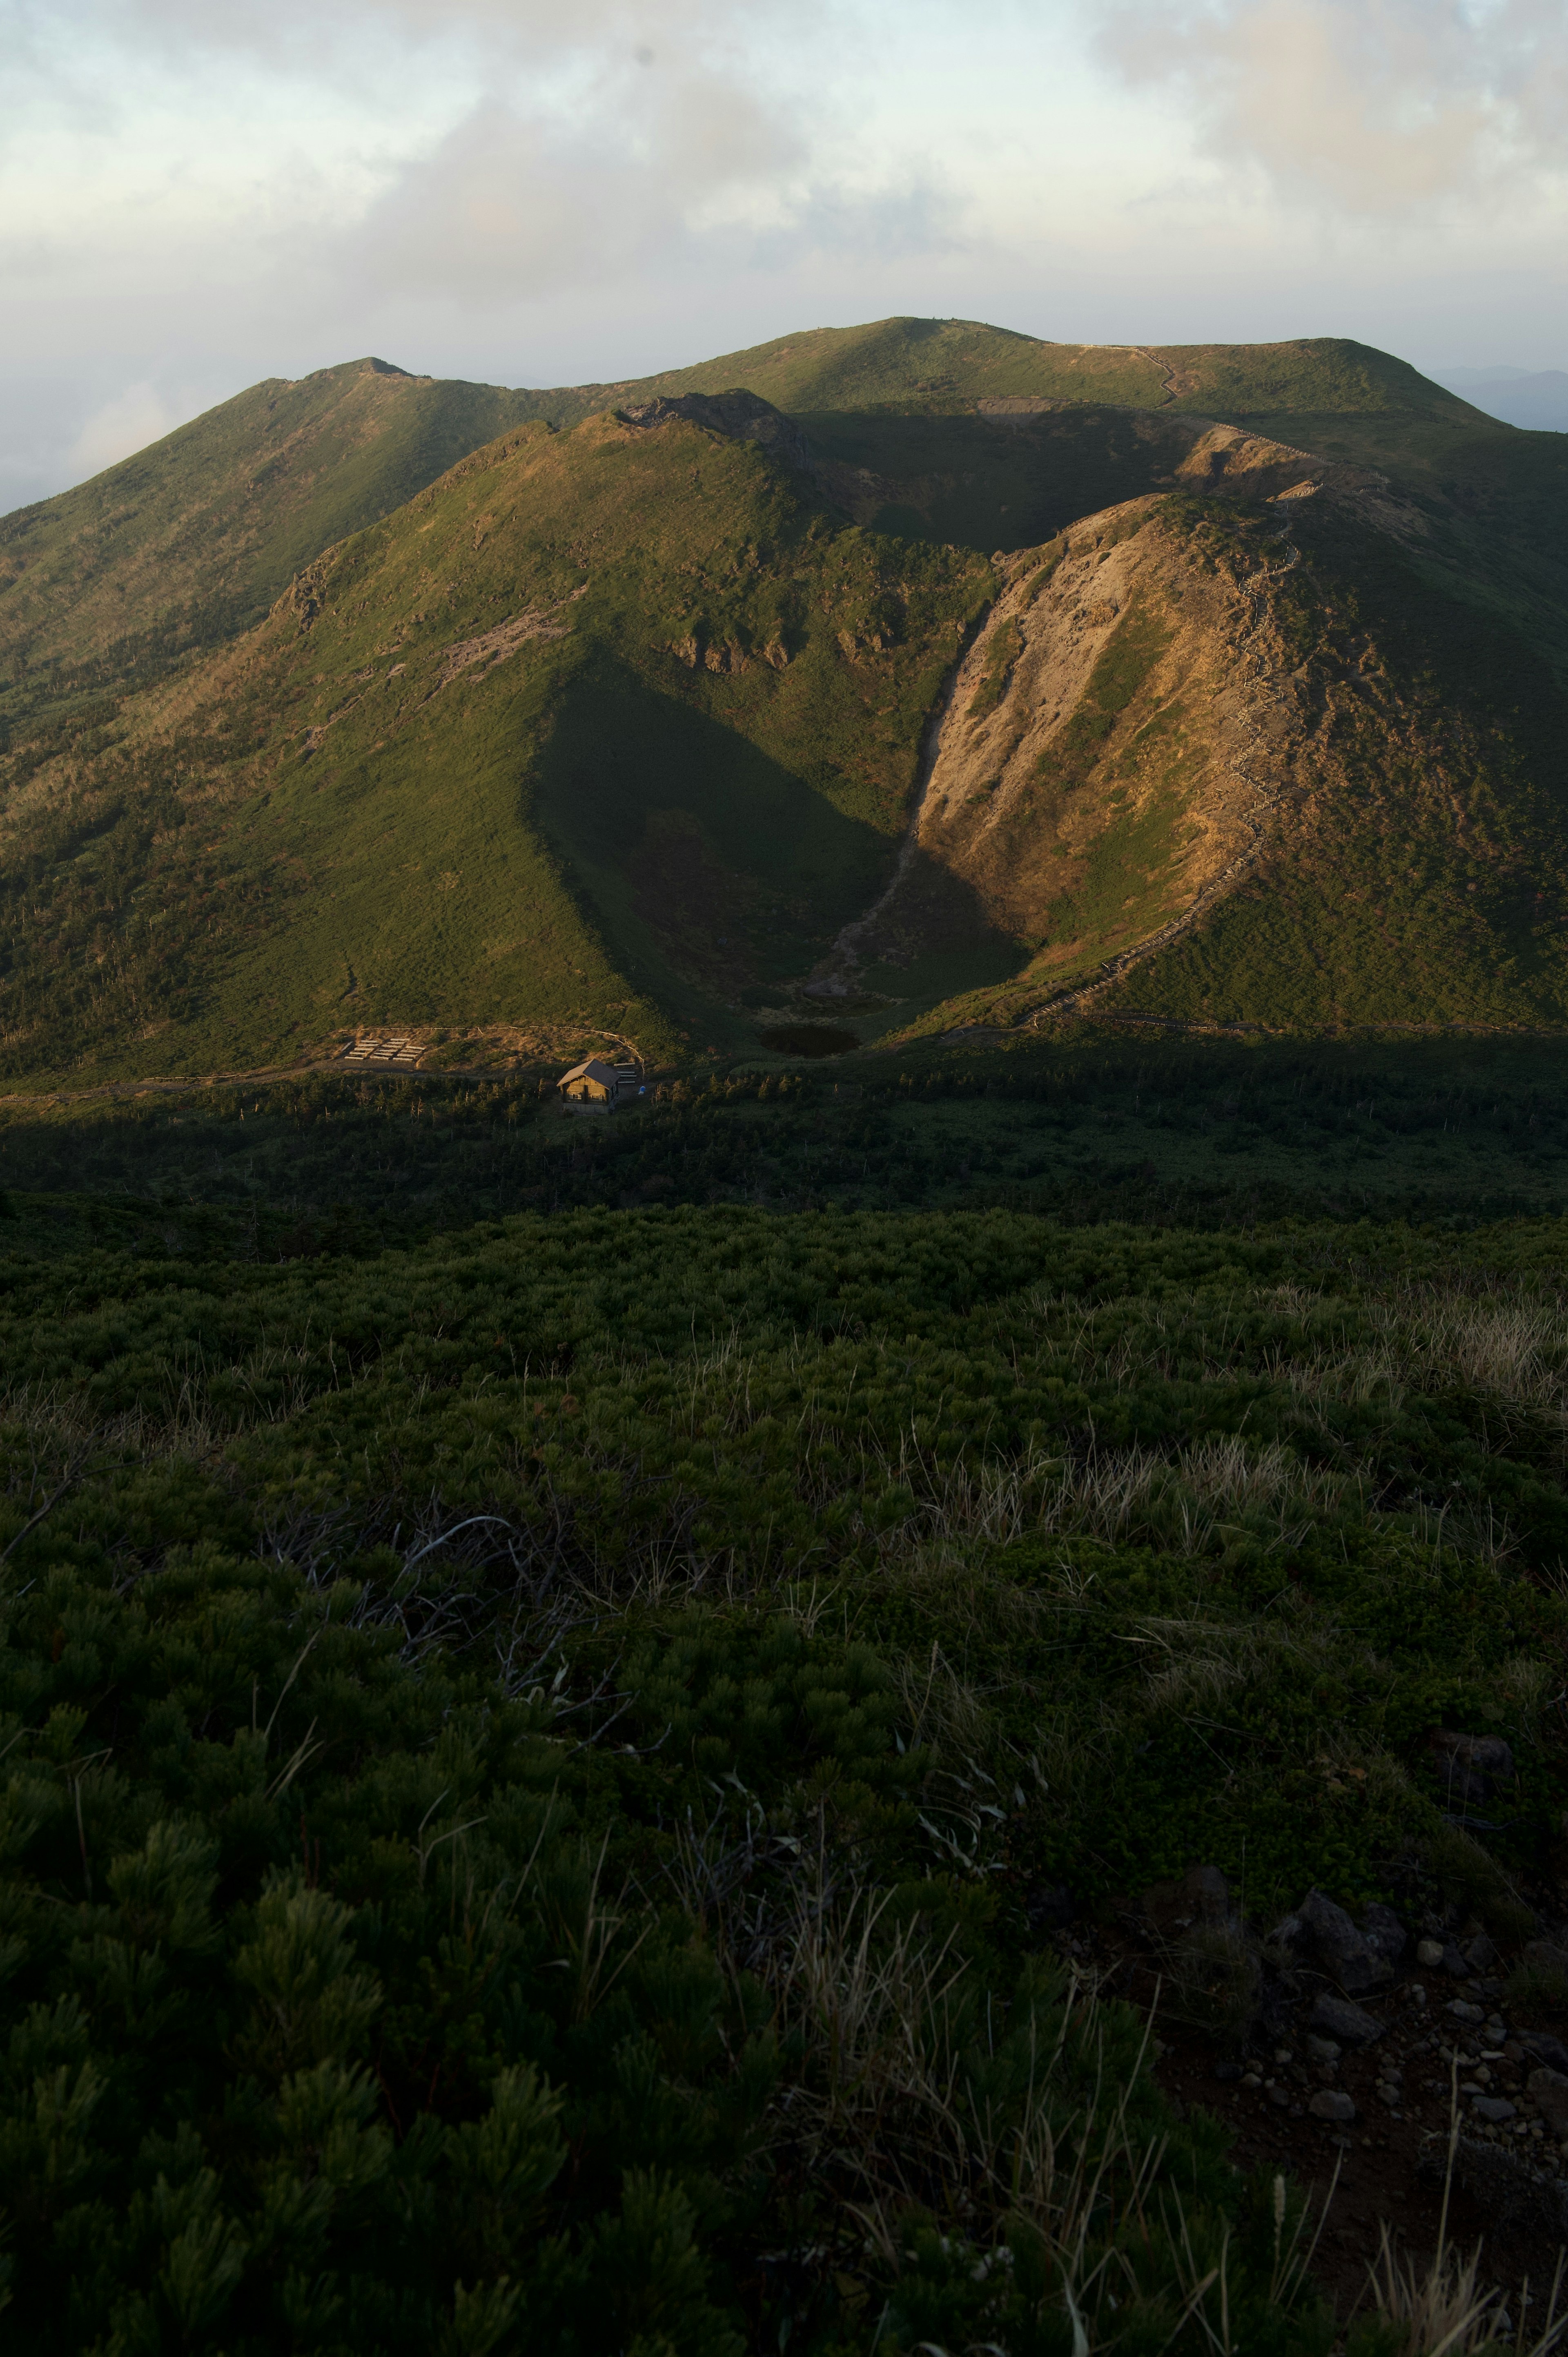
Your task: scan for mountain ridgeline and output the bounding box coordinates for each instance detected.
[2,320,1568,1081]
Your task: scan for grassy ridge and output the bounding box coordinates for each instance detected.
[1236,408,1568,683]
[6,318,1568,1082]
[0,361,538,716]
[532,317,1484,428]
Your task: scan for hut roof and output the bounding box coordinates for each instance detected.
[559,1059,622,1087]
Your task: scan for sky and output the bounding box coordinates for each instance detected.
[3,0,1566,511]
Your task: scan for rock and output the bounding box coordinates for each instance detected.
[1309,2089,1357,2122]
[618,391,814,475]
[1212,2059,1243,2082]
[1523,1941,1568,1978]
[1448,1999,1486,2025]
[1473,2096,1517,2124]
[1306,2034,1341,2063]
[1416,1938,1445,1969]
[1361,1902,1408,1962]
[1419,2135,1568,2240]
[1430,1730,1516,1810]
[1185,1864,1232,1922]
[1528,2067,1568,2137]
[1441,1944,1474,1978]
[1523,2032,1568,2074]
[1463,1931,1498,1973]
[1298,1888,1393,1997]
[1310,1993,1385,2047]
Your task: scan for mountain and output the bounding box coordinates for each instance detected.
[5,319,1568,1080]
[519,317,1486,427]
[0,319,1517,727]
[0,359,538,714]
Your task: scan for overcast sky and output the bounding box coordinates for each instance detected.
[3,0,1566,512]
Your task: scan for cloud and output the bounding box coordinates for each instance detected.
[348,62,806,305]
[1098,0,1568,215]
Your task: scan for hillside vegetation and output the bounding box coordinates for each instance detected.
[0,399,989,1078]
[530,316,1483,428]
[0,361,538,721]
[4,1026,1568,2347]
[10,320,1568,2347]
[854,461,1568,1039]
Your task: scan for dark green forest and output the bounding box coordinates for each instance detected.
[1,1036,1566,2350]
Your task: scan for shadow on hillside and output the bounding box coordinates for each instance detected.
[797,408,1194,553]
[528,661,1019,1022]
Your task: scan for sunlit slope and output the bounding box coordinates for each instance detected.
[525,318,1483,428]
[0,360,537,709]
[0,404,989,1080]
[1100,490,1568,1032]
[880,464,1568,1040]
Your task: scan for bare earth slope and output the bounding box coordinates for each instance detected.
[842,437,1568,1041]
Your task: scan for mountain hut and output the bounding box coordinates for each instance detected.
[558,1057,641,1107]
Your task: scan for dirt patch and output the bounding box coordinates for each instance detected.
[1037,1895,1568,2326]
[437,605,569,687]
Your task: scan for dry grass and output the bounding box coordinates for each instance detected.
[751,1872,1341,2348]
[875,1429,1348,1564]
[1253,1280,1568,1423]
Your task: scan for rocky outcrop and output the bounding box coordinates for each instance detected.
[617,390,811,474]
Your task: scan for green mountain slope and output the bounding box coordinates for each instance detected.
[0,399,988,1080]
[0,359,537,714]
[1223,408,1568,684]
[522,316,1483,428]
[0,319,1497,754]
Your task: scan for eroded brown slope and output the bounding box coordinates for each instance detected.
[824,414,1568,1043]
[833,430,1360,1011]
